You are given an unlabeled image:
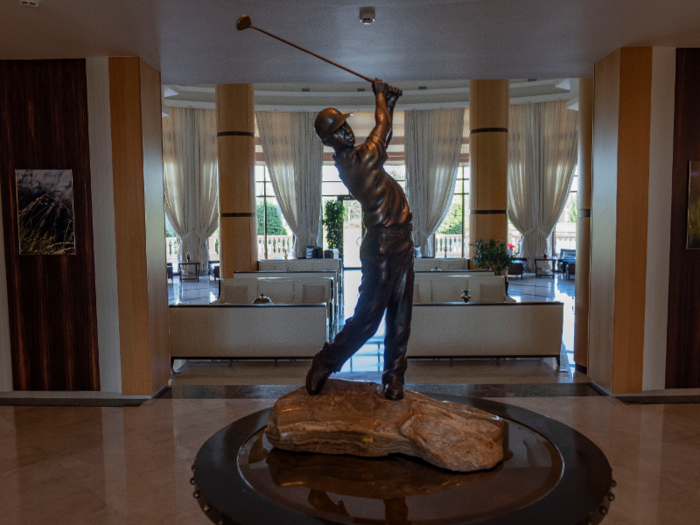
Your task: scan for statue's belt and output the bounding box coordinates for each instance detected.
[367,224,413,235]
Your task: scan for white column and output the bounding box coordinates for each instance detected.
[86,57,122,393]
[642,47,676,391]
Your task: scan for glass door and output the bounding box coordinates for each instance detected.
[341,197,363,268]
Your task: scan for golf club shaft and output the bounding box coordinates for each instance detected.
[249,25,373,83]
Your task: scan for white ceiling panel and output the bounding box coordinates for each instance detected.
[1,0,699,84]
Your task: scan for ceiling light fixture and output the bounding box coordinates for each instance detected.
[359,7,375,25]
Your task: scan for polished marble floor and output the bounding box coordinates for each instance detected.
[1,397,699,525]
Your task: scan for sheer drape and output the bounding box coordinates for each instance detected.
[508,101,578,268]
[162,108,219,274]
[256,111,323,258]
[405,108,465,256]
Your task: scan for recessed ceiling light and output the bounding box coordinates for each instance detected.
[360,7,375,25]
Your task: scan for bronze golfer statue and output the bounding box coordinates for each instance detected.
[306,79,414,400]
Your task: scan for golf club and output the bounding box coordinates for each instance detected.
[236,15,373,83]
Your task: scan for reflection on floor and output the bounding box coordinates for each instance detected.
[167,277,219,305]
[1,398,699,525]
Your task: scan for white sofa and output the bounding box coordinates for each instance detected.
[258,259,343,294]
[169,303,327,359]
[414,274,514,303]
[230,271,339,316]
[215,275,335,321]
[258,260,342,297]
[408,301,564,365]
[414,258,470,271]
[259,259,341,273]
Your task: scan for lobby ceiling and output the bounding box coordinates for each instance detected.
[1,0,700,84]
[162,78,577,112]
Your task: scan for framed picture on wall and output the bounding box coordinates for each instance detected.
[15,169,75,255]
[689,161,700,249]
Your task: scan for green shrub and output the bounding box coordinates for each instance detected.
[323,200,344,251]
[257,203,287,235]
[438,203,463,235]
[470,239,513,276]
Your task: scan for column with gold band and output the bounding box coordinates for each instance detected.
[468,79,509,256]
[216,84,257,277]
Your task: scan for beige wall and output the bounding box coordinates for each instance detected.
[590,48,656,394]
[590,50,621,392]
[109,57,171,396]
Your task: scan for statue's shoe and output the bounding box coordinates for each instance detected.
[383,375,405,401]
[306,355,332,395]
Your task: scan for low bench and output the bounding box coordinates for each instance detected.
[408,301,564,366]
[169,303,327,359]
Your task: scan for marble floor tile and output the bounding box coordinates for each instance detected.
[171,355,587,388]
[1,395,698,524]
[487,396,700,525]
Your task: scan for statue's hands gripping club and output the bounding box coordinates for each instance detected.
[371,79,402,147]
[386,85,403,107]
[372,79,403,106]
[372,78,389,96]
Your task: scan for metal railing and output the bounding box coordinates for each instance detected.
[165,229,576,265]
[434,234,463,257]
[166,235,220,267]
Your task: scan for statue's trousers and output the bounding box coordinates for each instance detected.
[315,224,414,383]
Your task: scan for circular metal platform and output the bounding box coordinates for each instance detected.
[191,395,615,525]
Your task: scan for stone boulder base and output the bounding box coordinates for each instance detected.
[265,379,504,472]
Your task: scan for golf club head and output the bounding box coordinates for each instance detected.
[236,15,252,31]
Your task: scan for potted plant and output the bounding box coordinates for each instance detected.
[470,239,514,277]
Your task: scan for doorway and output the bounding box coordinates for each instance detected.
[340,197,363,268]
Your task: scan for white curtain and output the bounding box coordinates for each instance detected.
[256,111,323,258]
[162,108,219,274]
[508,101,578,269]
[405,108,465,256]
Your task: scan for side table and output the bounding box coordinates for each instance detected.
[179,262,200,282]
[534,258,555,278]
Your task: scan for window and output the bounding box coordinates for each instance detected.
[553,166,579,254]
[256,165,292,259]
[435,166,469,258]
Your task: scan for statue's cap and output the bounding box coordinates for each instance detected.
[315,108,353,138]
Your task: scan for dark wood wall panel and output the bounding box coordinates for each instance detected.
[0,60,100,391]
[666,49,700,388]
